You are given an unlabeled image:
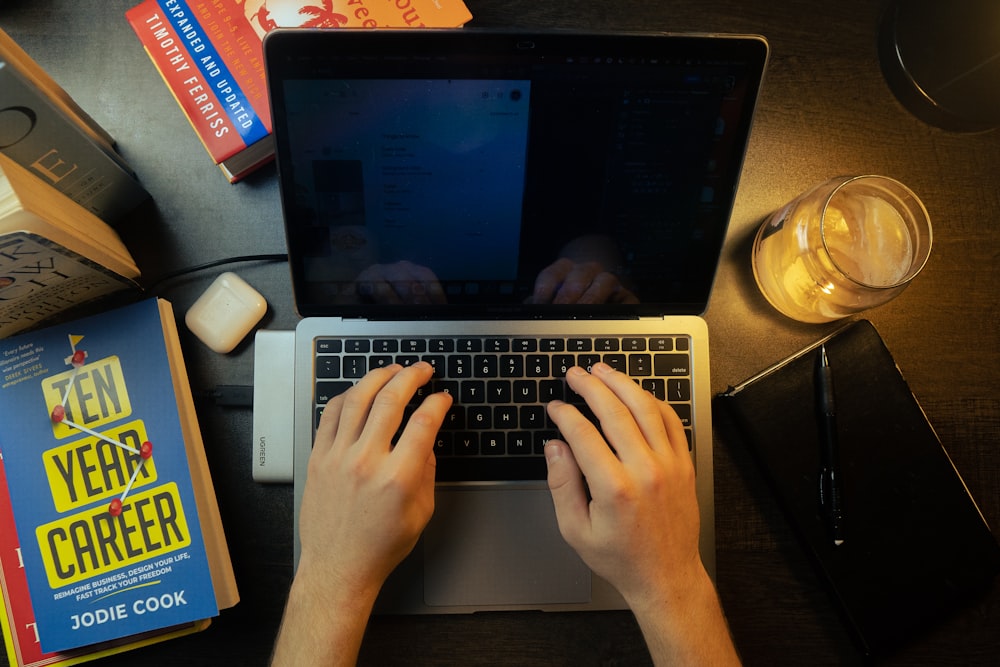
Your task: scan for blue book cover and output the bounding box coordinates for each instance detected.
[0,298,219,653]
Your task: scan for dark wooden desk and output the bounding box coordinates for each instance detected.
[3,1,998,665]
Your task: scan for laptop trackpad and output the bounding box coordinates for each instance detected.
[422,487,591,607]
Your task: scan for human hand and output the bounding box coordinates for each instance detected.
[543,363,702,608]
[355,260,447,305]
[528,258,639,305]
[297,362,452,601]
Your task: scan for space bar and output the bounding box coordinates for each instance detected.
[436,456,546,482]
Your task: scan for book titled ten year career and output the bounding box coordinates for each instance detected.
[0,298,238,654]
[125,0,473,182]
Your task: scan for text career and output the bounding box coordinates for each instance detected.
[42,355,132,440]
[35,483,191,588]
[42,419,158,512]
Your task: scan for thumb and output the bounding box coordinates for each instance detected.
[544,440,590,542]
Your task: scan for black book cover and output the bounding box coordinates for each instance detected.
[717,320,1000,656]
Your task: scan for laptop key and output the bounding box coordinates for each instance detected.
[670,403,692,427]
[654,353,691,376]
[650,337,674,351]
[345,339,370,353]
[316,356,340,378]
[668,378,691,402]
[487,380,512,403]
[481,433,505,454]
[343,356,367,378]
[401,339,426,353]
[316,338,342,354]
[429,338,454,352]
[316,380,353,404]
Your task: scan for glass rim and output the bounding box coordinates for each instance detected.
[819,175,933,290]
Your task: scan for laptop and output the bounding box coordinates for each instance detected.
[264,29,768,613]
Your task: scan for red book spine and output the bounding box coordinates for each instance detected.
[126,0,270,164]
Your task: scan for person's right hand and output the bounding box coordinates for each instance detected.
[543,362,702,606]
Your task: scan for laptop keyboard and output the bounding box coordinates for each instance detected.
[314,335,694,481]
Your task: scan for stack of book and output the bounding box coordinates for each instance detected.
[0,28,240,667]
[1,298,240,667]
[0,28,148,339]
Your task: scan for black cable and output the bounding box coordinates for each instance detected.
[145,253,288,293]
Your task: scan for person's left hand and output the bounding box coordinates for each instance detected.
[297,362,452,601]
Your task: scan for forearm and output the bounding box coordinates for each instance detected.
[270,564,380,667]
[627,566,741,667]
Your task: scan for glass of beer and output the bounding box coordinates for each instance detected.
[752,176,932,323]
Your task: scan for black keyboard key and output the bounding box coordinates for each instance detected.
[430,338,454,352]
[641,378,666,400]
[316,356,341,378]
[421,355,446,375]
[526,355,550,377]
[654,353,691,376]
[316,338,342,354]
[578,354,601,373]
[458,338,482,352]
[373,339,398,353]
[541,338,565,352]
[552,354,575,377]
[474,355,499,377]
[623,338,646,351]
[568,338,592,352]
[512,338,537,352]
[345,339,370,353]
[675,337,690,351]
[481,433,505,455]
[520,405,547,429]
[370,355,393,369]
[494,405,518,429]
[468,406,492,428]
[533,431,560,454]
[485,338,509,352]
[455,433,479,455]
[650,337,674,351]
[603,353,627,373]
[595,338,619,351]
[500,354,524,377]
[487,380,512,403]
[395,354,419,367]
[514,379,539,403]
[539,379,563,402]
[401,339,427,353]
[449,355,472,378]
[508,432,532,455]
[667,378,691,402]
[434,433,454,456]
[316,380,353,404]
[343,356,367,378]
[436,380,459,399]
[629,353,652,376]
[443,405,465,430]
[461,381,486,403]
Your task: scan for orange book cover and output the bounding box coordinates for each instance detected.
[125,0,472,182]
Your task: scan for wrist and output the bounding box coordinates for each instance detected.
[292,555,382,617]
[623,558,715,620]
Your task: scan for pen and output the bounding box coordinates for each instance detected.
[816,344,845,546]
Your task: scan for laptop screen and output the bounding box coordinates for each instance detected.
[265,30,767,319]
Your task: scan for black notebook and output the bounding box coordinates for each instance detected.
[717,320,1000,657]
